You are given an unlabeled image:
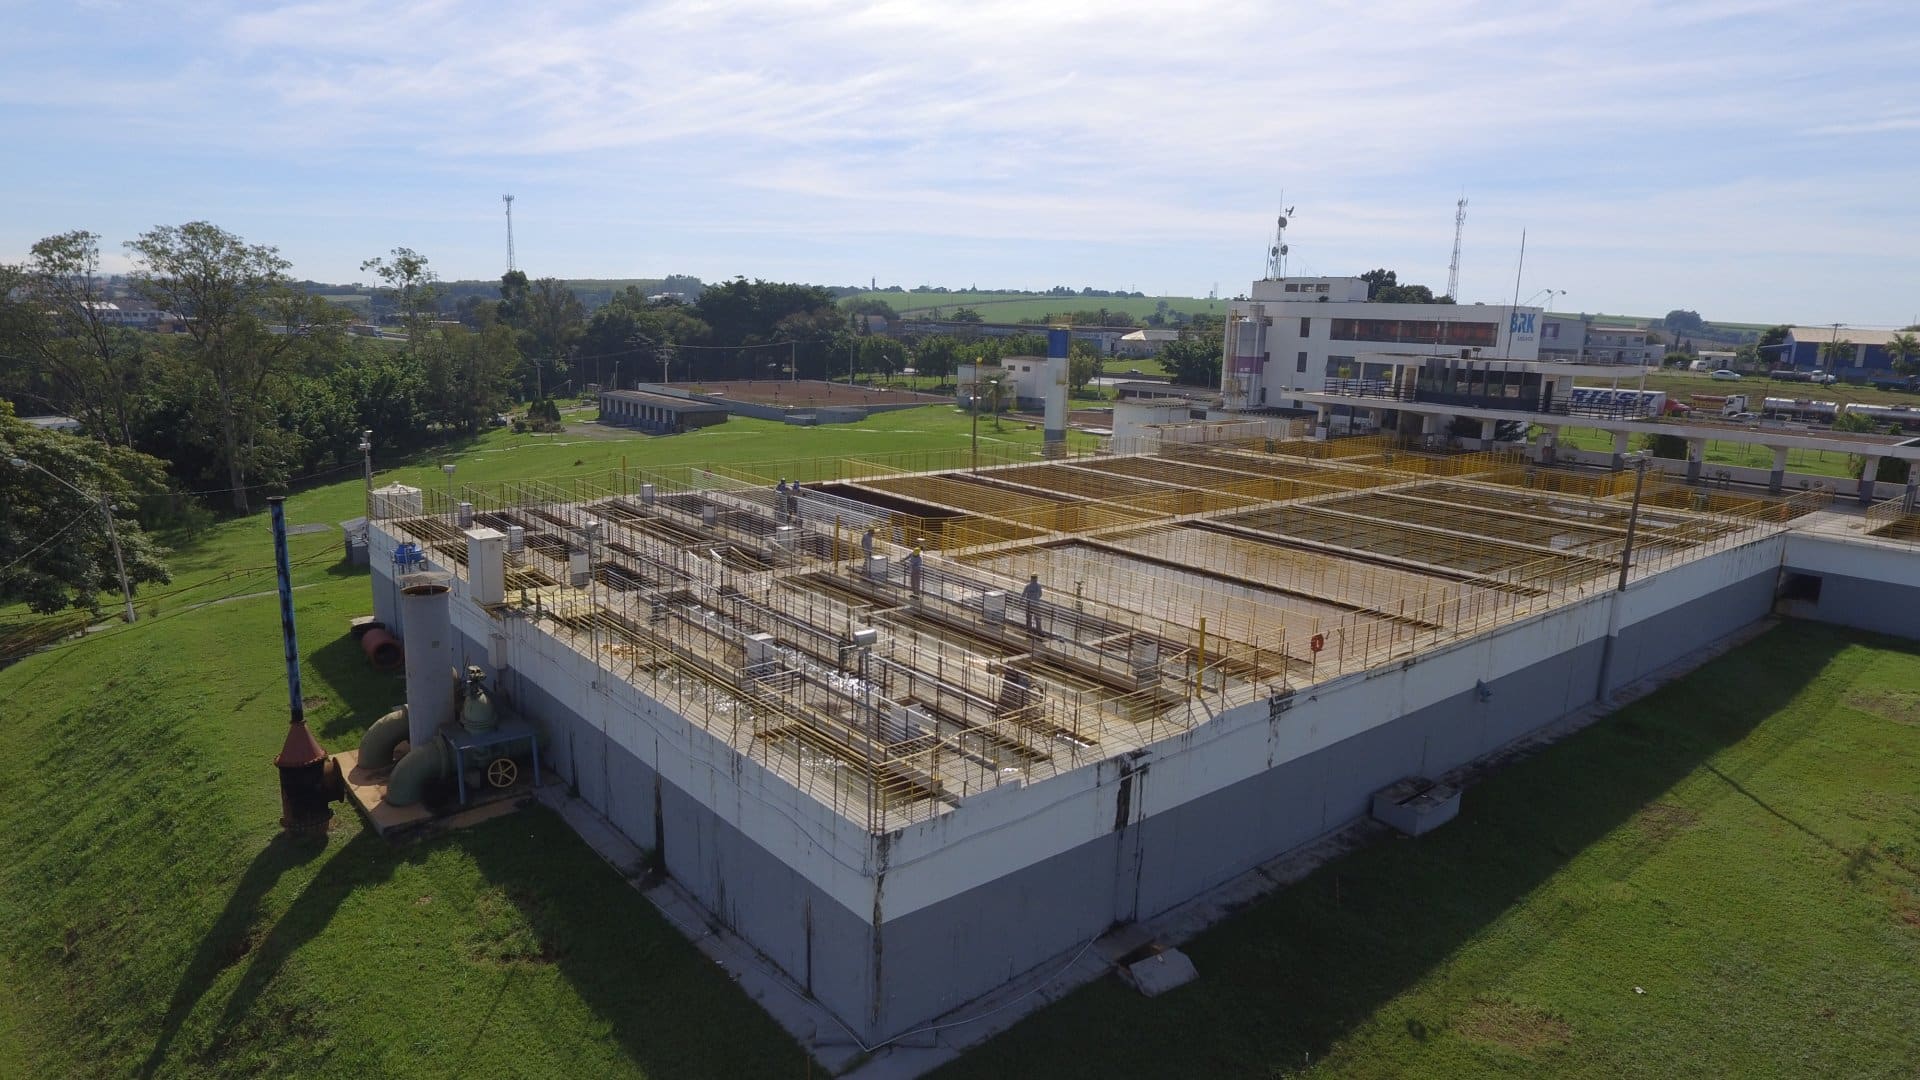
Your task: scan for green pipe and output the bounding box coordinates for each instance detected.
[386,738,452,807]
[357,707,409,771]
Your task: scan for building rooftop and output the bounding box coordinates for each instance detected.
[601,388,730,412]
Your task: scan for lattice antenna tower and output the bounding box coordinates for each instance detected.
[1264,201,1295,281]
[502,194,517,273]
[1446,195,1468,302]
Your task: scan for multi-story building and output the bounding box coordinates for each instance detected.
[1537,316,1661,366]
[1218,277,1546,410]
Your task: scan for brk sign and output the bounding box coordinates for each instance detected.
[1509,312,1536,335]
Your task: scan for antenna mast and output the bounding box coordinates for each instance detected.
[502,194,517,273]
[1264,201,1296,280]
[1446,195,1468,301]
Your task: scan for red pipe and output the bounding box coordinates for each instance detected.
[360,627,403,671]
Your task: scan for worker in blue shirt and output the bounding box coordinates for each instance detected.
[906,546,924,596]
[1022,574,1043,634]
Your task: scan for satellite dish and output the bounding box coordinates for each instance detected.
[1279,244,1289,255]
[1276,216,1288,229]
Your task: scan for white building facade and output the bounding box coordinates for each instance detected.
[1218,277,1545,409]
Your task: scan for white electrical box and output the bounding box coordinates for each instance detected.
[641,483,656,505]
[569,550,591,588]
[701,505,718,527]
[773,526,798,551]
[505,524,525,553]
[456,501,474,528]
[744,633,777,672]
[981,590,1007,621]
[465,527,507,605]
[866,554,890,580]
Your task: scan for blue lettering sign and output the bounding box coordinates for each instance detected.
[1509,312,1536,334]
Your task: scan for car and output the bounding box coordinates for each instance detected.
[1728,411,1757,422]
[1811,372,1838,384]
[1710,369,1742,381]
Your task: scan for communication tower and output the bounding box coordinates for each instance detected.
[1446,196,1467,302]
[1263,203,1295,280]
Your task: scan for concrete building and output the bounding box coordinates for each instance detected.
[597,388,730,434]
[361,410,1920,1058]
[1218,276,1547,410]
[956,356,1050,410]
[1535,316,1662,367]
[1114,328,1180,357]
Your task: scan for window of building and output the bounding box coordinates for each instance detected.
[1330,318,1497,348]
[1296,351,1308,373]
[1299,317,1311,337]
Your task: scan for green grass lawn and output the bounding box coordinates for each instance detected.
[5,403,1920,1077]
[1638,369,1920,409]
[937,622,1920,1078]
[1102,357,1170,378]
[1554,426,1861,480]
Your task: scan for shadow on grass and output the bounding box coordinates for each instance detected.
[136,830,337,1078]
[936,622,1856,1077]
[308,630,405,741]
[458,807,813,1077]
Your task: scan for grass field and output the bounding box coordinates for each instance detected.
[1553,426,1861,480]
[4,407,1919,1077]
[1636,369,1920,409]
[846,290,1230,323]
[938,622,1920,1077]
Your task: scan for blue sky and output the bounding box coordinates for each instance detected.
[2,0,1916,326]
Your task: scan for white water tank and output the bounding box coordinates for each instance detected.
[370,483,423,519]
[981,590,1007,622]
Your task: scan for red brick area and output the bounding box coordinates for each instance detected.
[668,380,950,409]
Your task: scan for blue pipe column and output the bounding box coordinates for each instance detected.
[269,496,342,831]
[1044,327,1070,452]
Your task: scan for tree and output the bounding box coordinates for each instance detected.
[1067,341,1102,393]
[1820,337,1856,374]
[0,231,150,446]
[950,307,983,323]
[1885,332,1919,377]
[1750,324,1792,369]
[0,402,172,614]
[1160,324,1223,387]
[519,278,585,399]
[1663,351,1694,368]
[1359,269,1398,298]
[913,335,961,380]
[1664,309,1706,333]
[360,247,439,356]
[1641,432,1689,460]
[127,222,346,512]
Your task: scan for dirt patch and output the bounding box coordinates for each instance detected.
[1454,998,1572,1055]
[1846,689,1920,725]
[1633,803,1702,842]
[1893,887,1920,929]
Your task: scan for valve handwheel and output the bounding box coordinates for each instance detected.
[486,756,518,789]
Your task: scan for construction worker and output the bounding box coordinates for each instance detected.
[906,546,924,595]
[775,478,790,519]
[1022,574,1043,634]
[861,527,876,562]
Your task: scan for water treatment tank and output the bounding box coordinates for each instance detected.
[399,572,456,748]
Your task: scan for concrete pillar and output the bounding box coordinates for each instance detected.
[1314,405,1331,441]
[1685,438,1706,485]
[1480,418,1497,450]
[1537,424,1560,465]
[1904,472,1918,513]
[1367,408,1385,434]
[1860,456,1881,506]
[1769,446,1789,495]
[1611,430,1630,470]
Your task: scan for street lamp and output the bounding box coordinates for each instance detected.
[441,463,456,511]
[358,430,374,496]
[8,456,137,623]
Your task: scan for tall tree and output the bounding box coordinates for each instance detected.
[519,278,585,399]
[360,246,439,357]
[1160,324,1224,387]
[127,221,345,512]
[1820,337,1856,373]
[0,231,150,445]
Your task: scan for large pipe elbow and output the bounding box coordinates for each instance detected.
[385,737,452,807]
[357,706,409,772]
